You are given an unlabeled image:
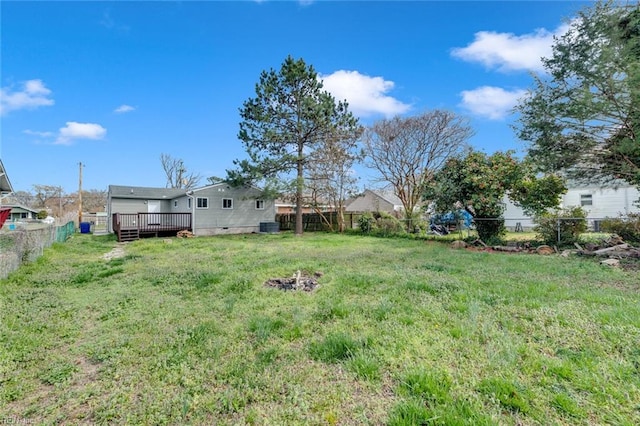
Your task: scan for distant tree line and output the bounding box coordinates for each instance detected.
[4,185,107,218]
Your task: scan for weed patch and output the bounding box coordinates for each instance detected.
[1,233,639,424]
[478,377,531,414]
[308,332,368,363]
[397,368,452,404]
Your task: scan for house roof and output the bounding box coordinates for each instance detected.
[109,182,266,200]
[189,182,230,193]
[108,185,187,200]
[368,189,403,207]
[3,204,39,214]
[0,158,14,195]
[344,188,405,212]
[189,182,266,194]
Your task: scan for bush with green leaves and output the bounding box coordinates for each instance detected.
[424,150,565,244]
[475,217,506,245]
[358,213,374,233]
[600,213,640,243]
[358,212,406,237]
[374,212,405,237]
[534,206,587,246]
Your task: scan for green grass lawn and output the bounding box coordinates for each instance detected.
[1,232,639,425]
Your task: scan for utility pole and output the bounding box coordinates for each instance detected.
[78,162,83,228]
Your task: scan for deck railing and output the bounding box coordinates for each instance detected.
[112,212,192,239]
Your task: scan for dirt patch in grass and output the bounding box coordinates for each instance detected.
[264,270,322,291]
[102,243,127,261]
[619,259,640,272]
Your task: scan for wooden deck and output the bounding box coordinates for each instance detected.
[112,213,192,242]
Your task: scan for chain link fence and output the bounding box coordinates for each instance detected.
[276,211,623,244]
[0,221,75,279]
[431,216,619,244]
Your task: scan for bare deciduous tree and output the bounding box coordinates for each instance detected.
[67,189,107,213]
[5,190,35,208]
[32,184,64,209]
[306,128,364,232]
[364,110,473,228]
[160,154,201,189]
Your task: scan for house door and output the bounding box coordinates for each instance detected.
[148,200,161,225]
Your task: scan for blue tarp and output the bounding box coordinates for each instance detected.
[430,210,473,229]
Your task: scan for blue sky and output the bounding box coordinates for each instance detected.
[1,0,592,194]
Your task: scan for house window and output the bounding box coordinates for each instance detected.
[196,197,209,209]
[255,200,264,210]
[188,198,192,209]
[222,198,233,209]
[580,194,593,207]
[174,201,178,207]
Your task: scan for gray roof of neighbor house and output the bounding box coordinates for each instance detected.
[3,204,39,214]
[108,185,187,200]
[0,158,14,195]
[372,189,403,207]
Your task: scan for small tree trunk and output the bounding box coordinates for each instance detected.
[338,208,345,233]
[295,148,304,236]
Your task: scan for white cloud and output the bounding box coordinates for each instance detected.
[319,70,411,118]
[459,86,527,120]
[114,104,135,113]
[100,10,130,33]
[451,24,569,73]
[0,79,54,115]
[23,129,54,138]
[55,122,107,145]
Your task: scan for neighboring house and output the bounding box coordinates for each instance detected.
[0,158,14,228]
[503,195,535,231]
[107,183,276,240]
[503,181,640,231]
[0,158,14,201]
[562,182,639,217]
[4,204,40,221]
[345,189,405,214]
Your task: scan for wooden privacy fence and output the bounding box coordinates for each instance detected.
[276,212,365,232]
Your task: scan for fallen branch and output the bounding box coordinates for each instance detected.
[472,239,488,248]
[491,246,521,252]
[593,243,631,255]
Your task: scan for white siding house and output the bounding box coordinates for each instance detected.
[107,183,276,237]
[502,181,639,231]
[561,184,639,218]
[503,196,534,231]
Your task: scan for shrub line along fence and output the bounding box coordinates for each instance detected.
[0,221,75,279]
[276,212,633,243]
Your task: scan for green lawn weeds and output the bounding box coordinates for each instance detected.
[1,232,639,425]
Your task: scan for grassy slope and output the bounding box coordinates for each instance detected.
[1,233,639,425]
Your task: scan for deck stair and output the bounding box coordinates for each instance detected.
[118,228,140,242]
